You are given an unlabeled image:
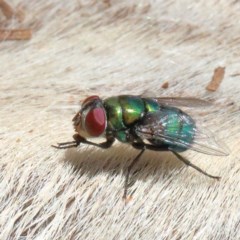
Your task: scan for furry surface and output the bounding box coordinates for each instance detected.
[0,1,240,239]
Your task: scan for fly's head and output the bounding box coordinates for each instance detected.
[72,96,107,138]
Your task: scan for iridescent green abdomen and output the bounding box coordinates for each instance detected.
[145,107,195,152]
[104,95,159,142]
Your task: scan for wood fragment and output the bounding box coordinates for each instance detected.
[0,29,32,40]
[206,67,225,92]
[103,0,111,7]
[161,81,169,89]
[0,0,14,19]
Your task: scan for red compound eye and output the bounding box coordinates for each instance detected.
[85,108,106,137]
[82,95,100,105]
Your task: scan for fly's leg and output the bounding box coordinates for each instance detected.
[51,134,84,149]
[123,146,145,200]
[122,142,169,200]
[51,141,78,149]
[80,135,115,149]
[172,151,221,180]
[52,134,115,149]
[132,143,220,180]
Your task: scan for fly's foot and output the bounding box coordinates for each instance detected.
[52,134,85,149]
[51,141,78,149]
[51,142,78,149]
[172,151,222,180]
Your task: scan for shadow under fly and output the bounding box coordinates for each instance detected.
[59,144,214,200]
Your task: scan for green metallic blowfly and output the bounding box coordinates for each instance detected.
[53,95,229,198]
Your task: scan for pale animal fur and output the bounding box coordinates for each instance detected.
[0,1,240,240]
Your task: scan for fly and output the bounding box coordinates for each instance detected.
[52,95,229,199]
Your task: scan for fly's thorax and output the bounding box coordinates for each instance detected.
[104,95,148,142]
[103,96,164,143]
[73,96,107,138]
[104,95,145,129]
[103,96,125,131]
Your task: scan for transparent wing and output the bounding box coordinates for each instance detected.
[140,90,211,108]
[153,97,211,108]
[135,111,229,156]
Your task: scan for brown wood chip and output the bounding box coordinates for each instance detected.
[206,67,225,92]
[161,81,169,89]
[0,0,14,19]
[0,29,32,40]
